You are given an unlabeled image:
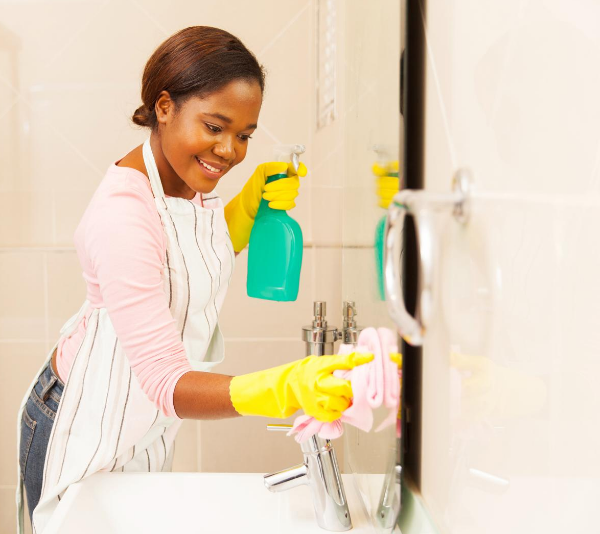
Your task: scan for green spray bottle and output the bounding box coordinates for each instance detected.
[373,144,400,301]
[247,144,305,301]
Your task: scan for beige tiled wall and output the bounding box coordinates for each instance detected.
[0,1,351,532]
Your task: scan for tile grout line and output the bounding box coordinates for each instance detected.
[255,122,283,146]
[311,243,317,302]
[43,0,112,73]
[258,1,312,57]
[127,0,170,37]
[0,337,324,344]
[0,94,20,124]
[223,337,305,343]
[196,420,202,473]
[307,0,315,244]
[0,243,374,252]
[51,190,57,246]
[309,0,317,311]
[0,248,76,252]
[43,252,50,349]
[0,338,47,345]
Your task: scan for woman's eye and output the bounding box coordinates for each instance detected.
[239,135,253,141]
[205,123,221,133]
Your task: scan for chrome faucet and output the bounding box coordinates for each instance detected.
[262,301,365,531]
[264,424,352,531]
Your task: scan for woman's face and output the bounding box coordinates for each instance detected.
[155,79,262,196]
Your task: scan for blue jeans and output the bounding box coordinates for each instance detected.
[19,357,64,524]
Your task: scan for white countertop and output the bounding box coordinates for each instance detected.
[45,472,383,533]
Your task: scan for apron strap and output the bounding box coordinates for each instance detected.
[142,138,166,206]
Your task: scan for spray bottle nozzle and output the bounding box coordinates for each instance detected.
[371,143,398,165]
[273,144,306,173]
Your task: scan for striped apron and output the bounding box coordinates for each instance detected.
[15,137,235,533]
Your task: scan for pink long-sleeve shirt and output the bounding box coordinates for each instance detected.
[56,161,206,419]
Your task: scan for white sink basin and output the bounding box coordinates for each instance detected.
[44,472,380,533]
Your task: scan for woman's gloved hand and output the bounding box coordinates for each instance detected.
[372,160,400,209]
[224,161,308,252]
[229,352,374,422]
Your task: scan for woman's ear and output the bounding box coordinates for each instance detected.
[155,91,173,125]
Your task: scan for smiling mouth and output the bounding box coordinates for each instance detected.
[195,157,225,176]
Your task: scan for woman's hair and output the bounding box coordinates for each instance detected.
[132,26,266,130]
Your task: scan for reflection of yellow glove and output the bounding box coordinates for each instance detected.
[389,352,403,369]
[229,352,374,422]
[372,160,400,209]
[450,350,547,420]
[224,161,308,252]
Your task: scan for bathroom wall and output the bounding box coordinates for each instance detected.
[409,1,600,532]
[0,1,354,531]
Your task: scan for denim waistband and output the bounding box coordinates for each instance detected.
[37,356,65,402]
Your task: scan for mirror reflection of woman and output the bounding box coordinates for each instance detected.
[16,26,371,533]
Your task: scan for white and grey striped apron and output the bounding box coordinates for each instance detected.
[15,137,234,533]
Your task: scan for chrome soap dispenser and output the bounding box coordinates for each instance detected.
[301,301,339,356]
[301,301,364,356]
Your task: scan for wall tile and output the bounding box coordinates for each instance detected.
[342,185,382,247]
[0,342,48,487]
[171,420,199,473]
[0,2,108,85]
[25,83,144,193]
[257,5,312,149]
[46,251,86,337]
[311,186,343,246]
[310,119,346,188]
[341,247,394,331]
[52,190,94,247]
[314,246,342,315]
[0,252,45,340]
[218,338,305,376]
[0,192,54,247]
[0,485,32,534]
[112,0,312,62]
[219,248,315,340]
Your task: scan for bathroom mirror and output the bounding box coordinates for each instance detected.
[338,0,403,530]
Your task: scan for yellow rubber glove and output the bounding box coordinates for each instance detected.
[372,160,400,209]
[224,161,308,252]
[229,352,374,422]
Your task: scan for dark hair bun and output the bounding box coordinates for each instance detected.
[131,104,153,128]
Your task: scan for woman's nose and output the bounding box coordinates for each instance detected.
[213,140,235,161]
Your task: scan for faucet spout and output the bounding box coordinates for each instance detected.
[265,424,352,532]
[264,463,308,492]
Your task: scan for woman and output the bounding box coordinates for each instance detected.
[16,26,371,533]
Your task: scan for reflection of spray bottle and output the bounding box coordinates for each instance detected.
[372,144,400,301]
[247,144,305,302]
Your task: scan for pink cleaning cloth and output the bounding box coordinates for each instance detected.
[375,327,400,432]
[288,327,401,443]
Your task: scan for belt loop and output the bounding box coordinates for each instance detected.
[40,374,57,402]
